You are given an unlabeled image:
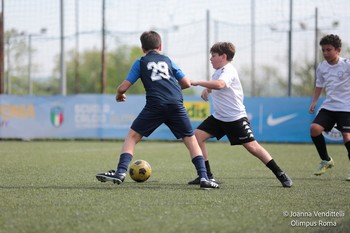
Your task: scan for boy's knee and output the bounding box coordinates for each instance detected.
[310,123,323,136]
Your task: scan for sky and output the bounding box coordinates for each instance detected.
[4,0,350,95]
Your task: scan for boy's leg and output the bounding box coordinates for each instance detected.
[188,160,215,184]
[310,123,334,175]
[196,130,214,177]
[346,141,350,181]
[311,134,331,161]
[205,161,214,178]
[310,110,337,175]
[346,141,350,160]
[183,135,208,180]
[338,113,350,180]
[243,141,293,188]
[191,156,220,189]
[188,130,215,184]
[191,155,209,181]
[96,129,142,184]
[183,136,219,189]
[343,134,350,181]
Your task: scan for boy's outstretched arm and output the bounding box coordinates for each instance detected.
[191,79,226,90]
[116,80,132,102]
[178,76,191,89]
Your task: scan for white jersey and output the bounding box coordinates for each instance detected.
[211,63,247,122]
[316,57,350,112]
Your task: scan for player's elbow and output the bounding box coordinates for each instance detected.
[213,80,226,90]
[117,80,132,94]
[179,78,191,89]
[181,82,191,89]
[217,82,226,89]
[118,86,128,94]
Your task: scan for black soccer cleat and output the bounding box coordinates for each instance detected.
[188,175,216,185]
[276,172,293,188]
[96,170,125,185]
[200,179,220,190]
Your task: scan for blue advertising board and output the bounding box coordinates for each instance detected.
[0,94,342,143]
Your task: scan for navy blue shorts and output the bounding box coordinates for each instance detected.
[131,103,194,139]
[197,115,255,145]
[313,108,350,132]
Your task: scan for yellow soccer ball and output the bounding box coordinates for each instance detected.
[129,160,152,182]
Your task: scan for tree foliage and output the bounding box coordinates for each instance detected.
[292,41,350,96]
[292,59,315,96]
[6,30,349,97]
[63,45,145,95]
[5,29,30,95]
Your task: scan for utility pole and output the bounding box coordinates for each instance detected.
[206,10,210,81]
[101,0,106,94]
[0,0,4,94]
[251,0,256,96]
[314,7,318,86]
[287,0,293,96]
[60,0,66,95]
[28,34,32,95]
[75,0,80,93]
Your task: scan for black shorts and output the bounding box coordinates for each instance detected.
[131,103,194,139]
[313,108,350,132]
[197,115,255,145]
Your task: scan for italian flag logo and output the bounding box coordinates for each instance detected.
[51,106,64,127]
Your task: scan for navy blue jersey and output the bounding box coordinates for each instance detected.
[126,51,185,104]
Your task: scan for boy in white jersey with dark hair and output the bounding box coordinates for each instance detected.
[189,42,293,187]
[309,34,350,180]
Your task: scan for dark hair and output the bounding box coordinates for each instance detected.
[210,42,236,61]
[319,34,342,49]
[140,31,161,51]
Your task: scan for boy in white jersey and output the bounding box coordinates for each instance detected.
[189,42,292,187]
[309,34,350,181]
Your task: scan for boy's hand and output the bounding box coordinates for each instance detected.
[309,103,316,114]
[201,89,210,101]
[190,80,199,86]
[116,94,126,102]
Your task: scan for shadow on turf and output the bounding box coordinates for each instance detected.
[0,180,209,191]
[7,176,344,190]
[232,174,350,188]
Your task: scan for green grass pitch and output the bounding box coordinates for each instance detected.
[0,141,349,233]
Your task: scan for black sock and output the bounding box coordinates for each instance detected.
[345,141,350,160]
[266,159,283,176]
[205,160,213,177]
[311,134,330,161]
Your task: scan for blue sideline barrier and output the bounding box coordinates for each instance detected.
[0,94,343,143]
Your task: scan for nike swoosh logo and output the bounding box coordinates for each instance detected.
[267,113,298,126]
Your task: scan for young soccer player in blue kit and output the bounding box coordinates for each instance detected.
[96,31,219,189]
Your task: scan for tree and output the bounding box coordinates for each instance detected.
[65,48,103,94]
[61,45,145,94]
[4,29,29,95]
[4,31,195,96]
[240,64,286,97]
[292,41,350,96]
[292,59,315,96]
[63,45,194,95]
[240,41,350,97]
[106,45,144,94]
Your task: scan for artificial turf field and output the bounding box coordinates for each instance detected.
[0,140,349,233]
